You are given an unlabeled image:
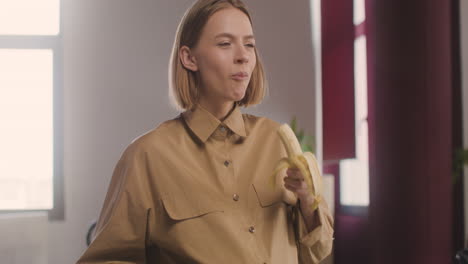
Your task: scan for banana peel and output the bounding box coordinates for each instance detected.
[271,124,323,211]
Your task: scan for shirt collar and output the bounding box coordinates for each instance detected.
[182,103,247,143]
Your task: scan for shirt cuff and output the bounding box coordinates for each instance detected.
[295,199,334,248]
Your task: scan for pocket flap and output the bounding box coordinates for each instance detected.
[161,192,223,220]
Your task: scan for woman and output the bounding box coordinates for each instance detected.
[76,0,333,263]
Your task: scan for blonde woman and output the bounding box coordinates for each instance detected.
[76,0,333,263]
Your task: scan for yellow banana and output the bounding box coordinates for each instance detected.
[271,124,323,211]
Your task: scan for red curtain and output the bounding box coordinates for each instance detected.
[367,0,454,262]
[322,0,459,262]
[322,0,355,162]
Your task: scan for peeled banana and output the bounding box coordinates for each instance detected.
[271,124,323,211]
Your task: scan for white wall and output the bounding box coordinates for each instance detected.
[45,0,320,263]
[461,0,468,248]
[0,212,48,264]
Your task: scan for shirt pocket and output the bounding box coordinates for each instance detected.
[161,191,224,221]
[252,182,286,207]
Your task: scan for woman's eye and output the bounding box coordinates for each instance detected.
[217,42,255,48]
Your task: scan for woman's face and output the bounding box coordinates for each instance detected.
[186,8,257,105]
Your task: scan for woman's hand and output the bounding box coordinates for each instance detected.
[283,168,314,201]
[283,168,320,232]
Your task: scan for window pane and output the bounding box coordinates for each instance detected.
[340,159,369,206]
[354,0,366,25]
[340,36,369,206]
[0,0,60,35]
[0,49,53,210]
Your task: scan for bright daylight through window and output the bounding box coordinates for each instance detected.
[0,0,60,211]
[339,0,370,206]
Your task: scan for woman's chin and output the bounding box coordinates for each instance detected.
[231,92,246,102]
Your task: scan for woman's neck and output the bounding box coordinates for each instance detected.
[198,99,235,121]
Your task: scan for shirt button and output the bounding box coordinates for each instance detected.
[232,194,239,201]
[219,126,226,132]
[248,226,255,233]
[224,160,230,167]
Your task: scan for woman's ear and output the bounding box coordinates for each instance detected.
[179,46,198,72]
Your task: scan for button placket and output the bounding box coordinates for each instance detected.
[221,137,237,203]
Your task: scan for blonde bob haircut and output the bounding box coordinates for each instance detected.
[168,0,267,111]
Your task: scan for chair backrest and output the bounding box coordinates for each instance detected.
[86,220,97,246]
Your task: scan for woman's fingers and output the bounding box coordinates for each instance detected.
[284,176,313,199]
[285,168,313,200]
[283,176,307,189]
[284,180,299,191]
[286,168,304,181]
[285,168,317,201]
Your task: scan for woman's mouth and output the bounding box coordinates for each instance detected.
[231,72,249,81]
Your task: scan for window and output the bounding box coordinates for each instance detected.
[0,0,63,220]
[339,0,369,207]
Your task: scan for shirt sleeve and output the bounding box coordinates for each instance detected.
[76,144,153,264]
[293,198,334,264]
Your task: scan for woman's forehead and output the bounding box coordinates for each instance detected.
[202,8,254,39]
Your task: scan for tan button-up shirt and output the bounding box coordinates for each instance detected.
[76,103,334,264]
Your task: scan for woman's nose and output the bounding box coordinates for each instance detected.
[234,46,249,64]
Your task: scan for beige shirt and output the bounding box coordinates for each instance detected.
[76,103,334,264]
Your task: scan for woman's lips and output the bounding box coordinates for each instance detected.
[231,72,249,81]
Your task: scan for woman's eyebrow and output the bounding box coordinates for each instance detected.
[214,33,255,40]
